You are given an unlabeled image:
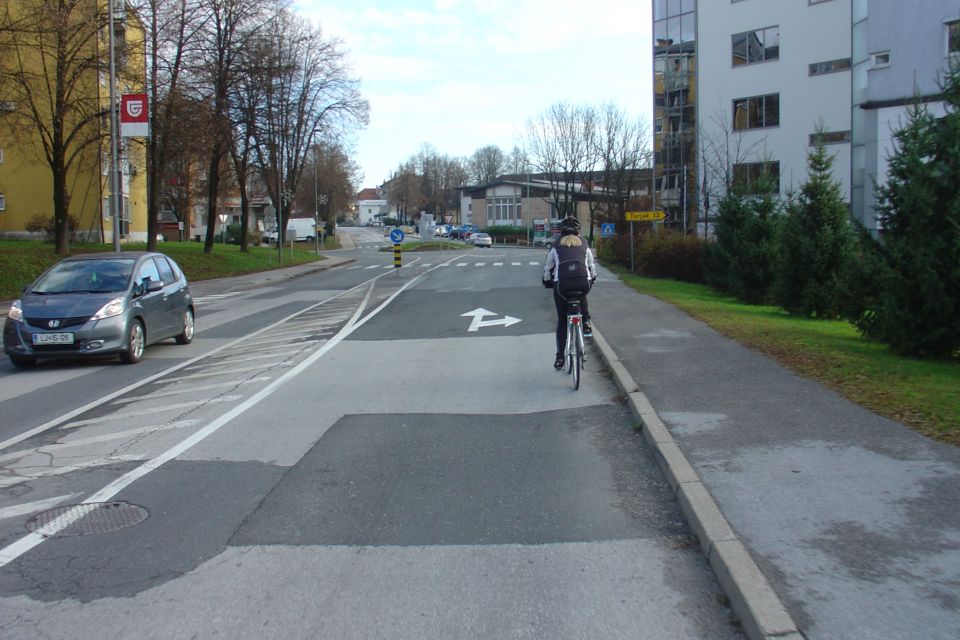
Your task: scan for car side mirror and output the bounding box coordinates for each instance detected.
[145,279,163,293]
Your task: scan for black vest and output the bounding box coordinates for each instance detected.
[555,242,590,294]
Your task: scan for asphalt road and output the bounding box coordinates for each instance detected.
[0,229,743,639]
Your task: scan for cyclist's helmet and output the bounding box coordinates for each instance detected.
[559,216,581,236]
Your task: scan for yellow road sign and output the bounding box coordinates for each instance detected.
[625,211,666,222]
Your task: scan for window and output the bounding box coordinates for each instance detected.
[870,51,891,68]
[0,148,4,163]
[809,57,851,76]
[809,130,851,145]
[733,161,780,191]
[486,196,520,224]
[948,20,960,55]
[733,94,779,130]
[732,26,779,66]
[0,193,5,211]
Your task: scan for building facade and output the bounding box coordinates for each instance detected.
[851,1,958,233]
[0,2,149,242]
[694,0,852,214]
[653,0,698,231]
[355,187,389,225]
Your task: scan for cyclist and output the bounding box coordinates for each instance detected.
[543,215,597,370]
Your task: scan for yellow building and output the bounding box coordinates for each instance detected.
[0,1,148,243]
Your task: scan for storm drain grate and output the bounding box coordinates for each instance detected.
[26,502,149,537]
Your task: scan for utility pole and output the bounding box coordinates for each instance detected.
[107,0,122,251]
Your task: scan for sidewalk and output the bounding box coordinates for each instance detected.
[588,267,960,640]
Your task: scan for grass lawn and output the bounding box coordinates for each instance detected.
[0,239,329,300]
[612,268,959,446]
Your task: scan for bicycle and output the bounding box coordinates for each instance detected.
[563,291,586,390]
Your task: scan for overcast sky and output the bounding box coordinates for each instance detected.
[297,0,653,189]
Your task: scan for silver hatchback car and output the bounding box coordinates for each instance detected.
[3,252,195,368]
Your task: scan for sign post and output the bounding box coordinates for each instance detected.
[389,228,405,275]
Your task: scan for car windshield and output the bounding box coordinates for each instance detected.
[31,258,135,294]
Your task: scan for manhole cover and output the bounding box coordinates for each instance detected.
[26,502,149,537]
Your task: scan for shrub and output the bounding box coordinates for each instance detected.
[636,231,704,283]
[24,213,79,243]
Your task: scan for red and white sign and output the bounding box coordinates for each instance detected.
[120,93,149,137]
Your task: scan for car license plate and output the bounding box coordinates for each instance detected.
[32,332,74,345]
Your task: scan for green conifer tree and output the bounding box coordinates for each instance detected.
[704,177,780,304]
[868,64,960,357]
[773,133,852,317]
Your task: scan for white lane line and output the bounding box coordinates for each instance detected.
[0,270,426,568]
[0,276,380,453]
[382,265,393,269]
[494,262,503,266]
[59,396,241,429]
[364,265,378,269]
[0,421,201,463]
[528,261,540,266]
[0,455,148,489]
[456,263,467,267]
[0,494,84,522]
[112,379,272,404]
[512,262,521,266]
[475,263,486,267]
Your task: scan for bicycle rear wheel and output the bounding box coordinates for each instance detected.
[571,324,583,390]
[565,321,574,374]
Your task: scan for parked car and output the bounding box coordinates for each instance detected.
[3,252,195,368]
[471,232,492,248]
[534,234,561,250]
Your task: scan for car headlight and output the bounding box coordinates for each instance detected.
[92,297,126,320]
[8,300,23,322]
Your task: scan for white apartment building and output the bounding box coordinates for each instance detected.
[695,0,852,205]
[852,1,958,233]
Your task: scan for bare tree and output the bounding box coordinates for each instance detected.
[250,9,368,245]
[521,102,598,219]
[591,102,652,236]
[468,144,506,184]
[0,0,112,254]
[698,106,768,221]
[194,0,262,254]
[129,0,206,251]
[296,141,360,229]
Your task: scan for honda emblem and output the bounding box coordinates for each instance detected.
[48,320,60,328]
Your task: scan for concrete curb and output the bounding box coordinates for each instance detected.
[591,327,805,640]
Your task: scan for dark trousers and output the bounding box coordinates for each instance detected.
[553,286,590,356]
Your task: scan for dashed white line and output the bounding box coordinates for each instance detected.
[0,494,84,522]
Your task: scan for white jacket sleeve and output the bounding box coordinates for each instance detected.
[585,248,597,280]
[543,249,558,282]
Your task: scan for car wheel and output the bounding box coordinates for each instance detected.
[174,308,195,345]
[120,319,145,364]
[305,236,314,243]
[9,355,36,369]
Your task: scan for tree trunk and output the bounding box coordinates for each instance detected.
[203,149,221,253]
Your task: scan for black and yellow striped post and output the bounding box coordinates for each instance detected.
[393,244,402,271]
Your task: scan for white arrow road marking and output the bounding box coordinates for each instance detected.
[461,308,522,332]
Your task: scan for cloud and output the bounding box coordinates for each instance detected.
[298,0,653,184]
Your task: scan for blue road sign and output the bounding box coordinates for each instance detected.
[389,228,405,244]
[600,223,615,237]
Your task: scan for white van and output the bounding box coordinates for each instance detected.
[263,218,317,243]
